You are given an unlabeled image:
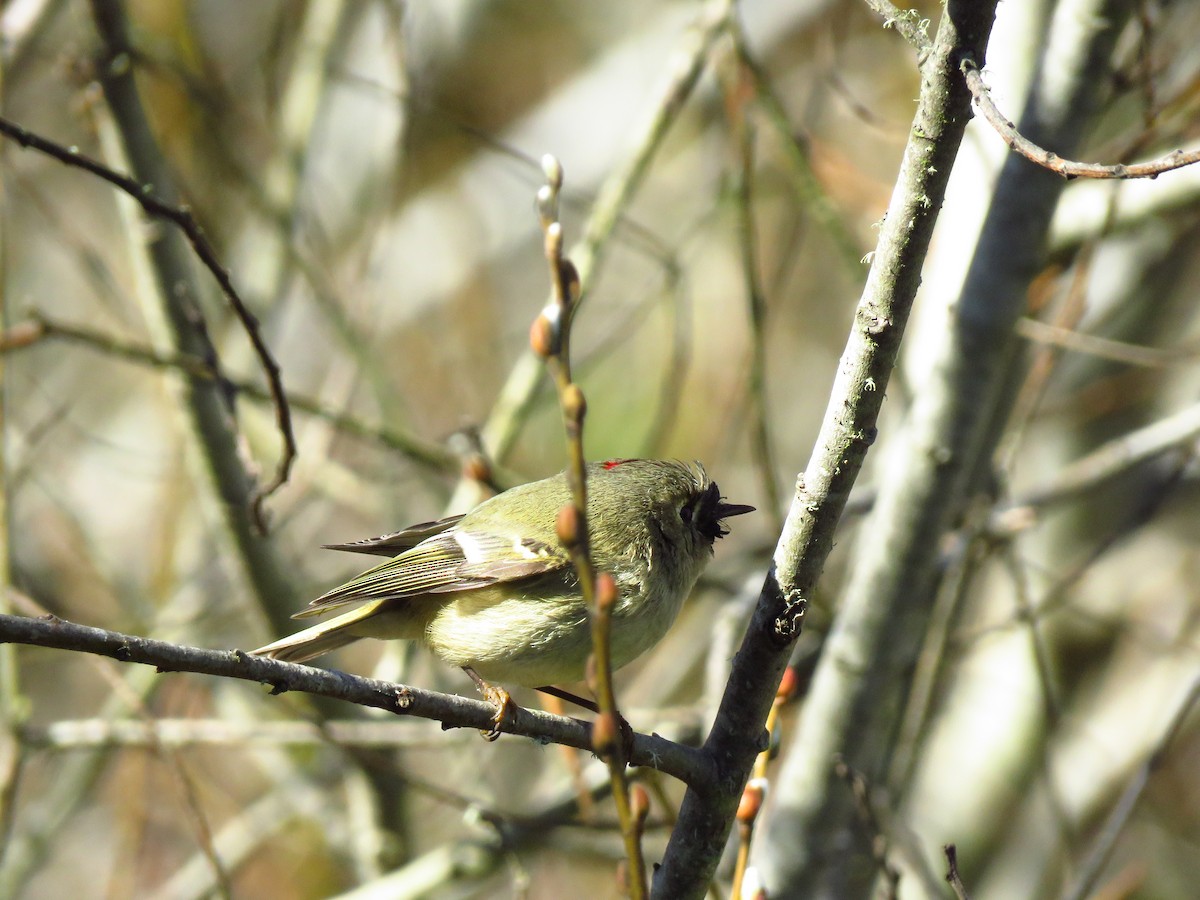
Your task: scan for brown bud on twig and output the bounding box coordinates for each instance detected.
[737,778,767,825]
[631,784,651,830]
[556,503,581,547]
[462,454,491,485]
[563,383,586,422]
[530,313,558,359]
[544,221,563,267]
[585,654,599,695]
[0,320,47,351]
[561,259,581,306]
[592,711,620,757]
[615,860,630,897]
[777,666,799,703]
[596,572,619,615]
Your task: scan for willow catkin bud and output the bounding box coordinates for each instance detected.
[631,784,651,828]
[541,153,563,190]
[544,221,563,263]
[561,259,580,303]
[592,711,619,757]
[562,383,586,422]
[737,778,767,825]
[462,454,491,485]
[777,666,799,703]
[556,503,581,547]
[530,313,557,358]
[585,654,599,695]
[596,572,618,615]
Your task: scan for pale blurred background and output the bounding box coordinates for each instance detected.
[2,0,1199,898]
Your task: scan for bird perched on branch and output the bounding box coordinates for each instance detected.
[252,459,752,710]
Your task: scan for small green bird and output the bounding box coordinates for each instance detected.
[252,459,752,694]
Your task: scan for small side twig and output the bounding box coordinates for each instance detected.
[961,56,1200,180]
[1013,317,1194,370]
[833,757,901,898]
[991,399,1200,532]
[724,56,783,529]
[1061,672,1200,900]
[0,314,458,473]
[729,19,863,274]
[944,844,970,900]
[529,156,647,899]
[0,111,295,527]
[864,0,933,57]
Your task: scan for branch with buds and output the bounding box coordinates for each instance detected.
[530,155,649,899]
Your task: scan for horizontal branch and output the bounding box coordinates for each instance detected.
[1015,317,1192,368]
[21,708,705,751]
[0,613,712,787]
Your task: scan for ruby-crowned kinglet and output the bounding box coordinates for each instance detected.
[252,459,752,688]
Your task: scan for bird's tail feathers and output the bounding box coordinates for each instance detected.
[251,603,379,663]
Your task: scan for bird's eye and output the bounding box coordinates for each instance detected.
[679,503,693,524]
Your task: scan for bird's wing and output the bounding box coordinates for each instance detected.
[296,527,570,618]
[320,514,467,557]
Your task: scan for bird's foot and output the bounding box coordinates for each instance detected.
[463,667,514,741]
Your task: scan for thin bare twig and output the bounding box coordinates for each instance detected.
[729,21,863,275]
[0,109,295,527]
[993,400,1200,530]
[0,315,458,473]
[725,59,783,529]
[21,718,479,751]
[961,56,1200,180]
[944,844,970,900]
[731,671,797,899]
[148,779,325,900]
[1000,545,1060,724]
[965,451,1193,650]
[0,206,21,886]
[22,706,703,750]
[1014,316,1197,370]
[833,757,901,898]
[1061,672,1200,900]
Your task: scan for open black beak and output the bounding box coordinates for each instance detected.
[695,481,755,540]
[715,501,755,520]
